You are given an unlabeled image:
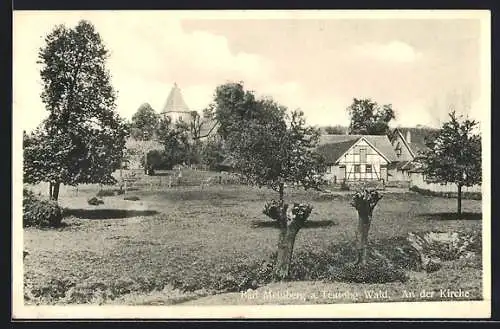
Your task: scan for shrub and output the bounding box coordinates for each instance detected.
[340,181,350,191]
[124,195,140,201]
[328,261,408,283]
[87,197,104,205]
[410,185,481,200]
[96,188,124,197]
[23,189,63,228]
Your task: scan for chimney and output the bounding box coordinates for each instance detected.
[405,130,412,144]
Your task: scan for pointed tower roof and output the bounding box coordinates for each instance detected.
[161,83,190,113]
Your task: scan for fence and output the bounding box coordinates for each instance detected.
[409,172,481,193]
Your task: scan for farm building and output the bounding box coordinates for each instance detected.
[316,128,434,186]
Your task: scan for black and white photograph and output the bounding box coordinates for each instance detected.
[12,10,491,319]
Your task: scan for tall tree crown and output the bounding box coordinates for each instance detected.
[24,20,128,188]
[421,111,481,187]
[347,98,395,135]
[212,82,326,194]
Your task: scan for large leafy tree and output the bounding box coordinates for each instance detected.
[347,98,395,135]
[130,103,159,140]
[420,111,482,216]
[23,20,128,200]
[212,82,326,280]
[324,125,346,135]
[155,116,192,169]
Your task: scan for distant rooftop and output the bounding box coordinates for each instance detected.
[161,83,190,114]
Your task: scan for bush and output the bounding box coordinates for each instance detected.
[96,188,124,197]
[410,185,481,200]
[87,197,104,205]
[124,195,140,201]
[328,261,408,283]
[23,189,63,228]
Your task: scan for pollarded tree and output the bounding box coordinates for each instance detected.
[23,20,128,200]
[215,85,326,280]
[350,189,383,265]
[130,103,160,140]
[420,111,481,216]
[347,98,395,135]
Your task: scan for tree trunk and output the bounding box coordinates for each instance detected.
[52,182,61,201]
[457,184,462,217]
[275,224,299,280]
[356,214,371,265]
[49,182,53,200]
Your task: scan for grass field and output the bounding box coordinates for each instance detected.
[23,170,483,305]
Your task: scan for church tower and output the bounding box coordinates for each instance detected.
[161,83,193,123]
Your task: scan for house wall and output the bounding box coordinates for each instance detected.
[409,172,482,193]
[388,168,410,181]
[337,139,389,181]
[324,165,345,183]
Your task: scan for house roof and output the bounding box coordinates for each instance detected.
[316,139,359,164]
[395,127,437,156]
[317,134,398,164]
[161,83,189,113]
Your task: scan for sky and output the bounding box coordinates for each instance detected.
[13,10,490,132]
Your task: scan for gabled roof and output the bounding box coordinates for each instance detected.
[317,134,398,164]
[316,139,359,164]
[161,83,189,113]
[394,127,437,156]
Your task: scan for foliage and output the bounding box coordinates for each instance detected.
[23,189,63,228]
[419,111,481,215]
[214,85,326,194]
[124,195,140,201]
[141,149,167,171]
[347,98,395,135]
[420,111,481,188]
[96,188,123,197]
[350,189,383,214]
[263,200,313,222]
[328,261,408,283]
[410,185,482,200]
[24,20,128,196]
[188,111,205,140]
[324,125,346,135]
[130,103,160,140]
[155,116,193,167]
[200,137,226,170]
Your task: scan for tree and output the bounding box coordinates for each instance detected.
[155,116,192,169]
[189,110,204,140]
[213,82,326,280]
[347,98,395,135]
[130,103,160,140]
[200,137,226,170]
[23,20,128,201]
[350,190,383,265]
[324,125,346,135]
[420,111,481,216]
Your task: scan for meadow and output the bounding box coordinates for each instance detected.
[23,170,483,305]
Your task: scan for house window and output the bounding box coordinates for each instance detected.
[354,164,361,173]
[359,148,367,163]
[366,164,372,173]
